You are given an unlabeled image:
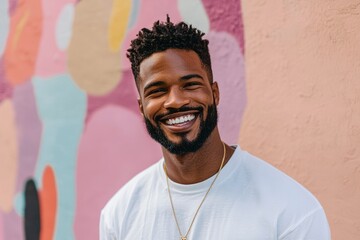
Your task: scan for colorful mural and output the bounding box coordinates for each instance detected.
[0,0,245,239]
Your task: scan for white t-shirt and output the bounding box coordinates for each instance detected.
[100,146,330,240]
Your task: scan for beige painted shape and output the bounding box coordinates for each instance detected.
[240,0,360,239]
[0,100,18,212]
[68,0,122,96]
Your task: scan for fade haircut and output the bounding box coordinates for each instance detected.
[126,16,213,89]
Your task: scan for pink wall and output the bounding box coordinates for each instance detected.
[240,1,360,239]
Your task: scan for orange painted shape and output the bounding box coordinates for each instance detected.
[3,0,42,85]
[39,166,57,240]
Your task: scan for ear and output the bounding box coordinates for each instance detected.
[138,98,144,116]
[212,82,220,106]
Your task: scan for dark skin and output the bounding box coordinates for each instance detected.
[137,48,234,184]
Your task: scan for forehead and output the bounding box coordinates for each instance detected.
[138,49,206,88]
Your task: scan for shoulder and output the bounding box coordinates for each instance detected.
[238,148,321,207]
[234,147,330,237]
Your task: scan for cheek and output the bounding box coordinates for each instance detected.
[193,91,214,106]
[142,100,162,119]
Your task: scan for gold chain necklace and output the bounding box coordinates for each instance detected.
[164,142,226,240]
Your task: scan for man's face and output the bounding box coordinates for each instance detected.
[138,49,219,155]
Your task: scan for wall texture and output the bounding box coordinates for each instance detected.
[0,0,359,239]
[240,1,360,239]
[0,0,245,239]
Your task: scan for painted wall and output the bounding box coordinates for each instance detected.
[240,1,360,240]
[0,0,358,239]
[0,0,245,239]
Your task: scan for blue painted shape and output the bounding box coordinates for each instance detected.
[32,74,86,122]
[13,192,25,217]
[0,0,10,55]
[32,74,86,240]
[178,0,210,33]
[128,0,141,29]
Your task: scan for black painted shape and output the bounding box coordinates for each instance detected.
[24,179,40,240]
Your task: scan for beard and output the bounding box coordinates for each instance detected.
[143,103,218,155]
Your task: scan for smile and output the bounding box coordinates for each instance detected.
[165,114,196,125]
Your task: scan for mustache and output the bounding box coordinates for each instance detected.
[154,106,204,122]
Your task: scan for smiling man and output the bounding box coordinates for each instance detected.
[100,17,330,240]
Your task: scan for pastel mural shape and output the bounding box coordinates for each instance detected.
[4,212,26,240]
[87,69,139,122]
[8,0,18,14]
[0,215,3,240]
[121,0,182,69]
[2,210,23,240]
[13,81,42,193]
[55,3,75,51]
[0,215,4,240]
[0,99,18,213]
[32,74,86,122]
[178,0,210,33]
[207,31,246,144]
[202,0,244,52]
[0,0,9,55]
[0,60,13,102]
[7,82,41,240]
[32,74,86,240]
[24,179,40,240]
[68,0,122,96]
[75,105,161,239]
[35,0,75,77]
[127,0,140,29]
[3,0,42,85]
[39,166,57,240]
[108,0,132,52]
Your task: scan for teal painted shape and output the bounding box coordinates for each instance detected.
[128,0,141,29]
[32,74,86,240]
[14,192,25,217]
[32,74,86,122]
[0,0,9,55]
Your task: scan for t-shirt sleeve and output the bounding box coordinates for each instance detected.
[279,207,331,240]
[99,209,116,240]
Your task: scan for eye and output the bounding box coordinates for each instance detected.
[146,88,166,98]
[183,81,202,90]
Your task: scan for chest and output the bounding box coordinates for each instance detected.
[118,189,278,240]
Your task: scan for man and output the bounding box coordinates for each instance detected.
[100,17,330,240]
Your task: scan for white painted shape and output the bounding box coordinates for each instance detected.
[0,0,9,55]
[55,3,75,50]
[178,0,210,33]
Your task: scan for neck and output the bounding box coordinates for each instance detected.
[162,128,234,184]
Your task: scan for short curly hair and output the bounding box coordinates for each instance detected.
[126,16,213,89]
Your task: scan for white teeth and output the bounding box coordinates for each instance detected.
[166,114,195,125]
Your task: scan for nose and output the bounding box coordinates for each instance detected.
[163,87,190,109]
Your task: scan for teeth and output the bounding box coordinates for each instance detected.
[166,114,195,125]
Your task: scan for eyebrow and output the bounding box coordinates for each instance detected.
[180,74,204,81]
